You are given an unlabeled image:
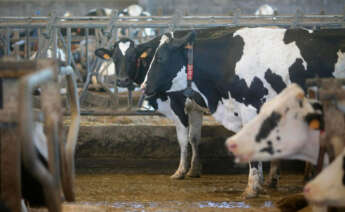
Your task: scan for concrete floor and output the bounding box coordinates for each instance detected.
[66,173,305,211]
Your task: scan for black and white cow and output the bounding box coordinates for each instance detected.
[95,32,207,179]
[22,122,49,207]
[226,84,323,164]
[225,84,345,207]
[141,27,345,197]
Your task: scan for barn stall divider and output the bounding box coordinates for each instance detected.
[0,59,80,212]
[1,9,345,116]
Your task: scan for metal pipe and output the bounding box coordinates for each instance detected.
[66,28,72,66]
[0,14,343,21]
[65,110,163,116]
[59,66,80,202]
[18,67,61,212]
[5,27,10,56]
[25,28,30,59]
[52,27,57,60]
[85,28,89,78]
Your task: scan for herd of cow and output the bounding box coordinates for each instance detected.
[95,26,345,210]
[1,4,345,211]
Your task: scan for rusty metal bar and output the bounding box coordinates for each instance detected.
[1,129,21,212]
[59,66,80,202]
[306,78,345,87]
[18,67,61,212]
[65,110,162,116]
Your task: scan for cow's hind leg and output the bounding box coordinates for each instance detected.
[171,124,189,179]
[265,160,280,188]
[187,110,203,178]
[242,161,263,198]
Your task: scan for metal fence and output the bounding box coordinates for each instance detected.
[0,10,345,115]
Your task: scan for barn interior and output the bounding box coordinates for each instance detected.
[0,0,345,211]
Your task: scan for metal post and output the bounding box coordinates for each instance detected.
[5,28,10,56]
[52,27,57,60]
[67,28,72,66]
[13,31,20,60]
[25,28,30,59]
[85,28,89,77]
[79,28,91,104]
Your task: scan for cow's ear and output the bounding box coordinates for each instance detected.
[95,48,113,60]
[304,113,324,131]
[170,31,196,49]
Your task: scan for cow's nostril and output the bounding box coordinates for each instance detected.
[228,143,237,150]
[304,186,311,194]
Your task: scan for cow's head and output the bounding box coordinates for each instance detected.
[95,38,155,88]
[142,32,196,98]
[226,84,323,164]
[304,151,345,207]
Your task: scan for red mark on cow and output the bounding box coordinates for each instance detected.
[187,64,193,81]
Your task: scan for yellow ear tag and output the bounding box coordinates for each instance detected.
[185,43,193,49]
[103,54,110,59]
[309,119,320,130]
[140,52,148,59]
[296,92,304,100]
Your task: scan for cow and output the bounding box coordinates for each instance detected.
[226,84,322,164]
[255,4,276,16]
[304,147,345,207]
[95,34,207,178]
[141,27,345,198]
[117,4,156,42]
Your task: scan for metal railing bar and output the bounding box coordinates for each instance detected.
[0,14,343,21]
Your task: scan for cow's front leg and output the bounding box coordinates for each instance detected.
[187,110,203,178]
[171,124,189,179]
[127,89,132,111]
[242,161,264,198]
[265,160,280,188]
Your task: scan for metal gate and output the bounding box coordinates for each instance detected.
[1,9,345,115]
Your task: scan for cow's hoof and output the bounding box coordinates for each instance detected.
[187,170,201,178]
[241,190,259,199]
[170,172,186,180]
[265,178,279,189]
[241,187,260,199]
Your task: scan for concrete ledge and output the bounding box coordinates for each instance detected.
[72,116,306,174]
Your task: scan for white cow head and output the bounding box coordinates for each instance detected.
[226,84,323,164]
[304,149,345,207]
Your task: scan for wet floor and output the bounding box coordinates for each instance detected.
[72,173,304,211]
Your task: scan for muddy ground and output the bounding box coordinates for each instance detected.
[62,173,305,211]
